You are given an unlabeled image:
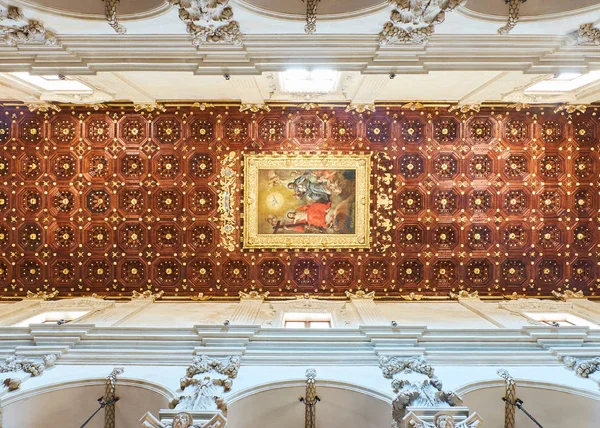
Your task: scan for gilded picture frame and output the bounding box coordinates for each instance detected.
[243,153,371,249]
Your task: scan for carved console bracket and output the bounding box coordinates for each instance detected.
[379,356,463,427]
[140,411,227,428]
[167,0,243,46]
[403,410,482,428]
[379,0,466,45]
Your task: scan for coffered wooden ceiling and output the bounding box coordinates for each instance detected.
[0,1,599,106]
[0,104,598,300]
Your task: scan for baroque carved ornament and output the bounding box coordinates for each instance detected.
[379,356,463,427]
[167,0,243,46]
[379,0,466,45]
[0,5,56,46]
[171,355,241,415]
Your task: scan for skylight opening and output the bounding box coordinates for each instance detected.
[279,69,340,94]
[525,71,600,93]
[10,72,92,92]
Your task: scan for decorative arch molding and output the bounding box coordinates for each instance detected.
[10,0,172,21]
[231,0,389,22]
[227,378,393,405]
[0,376,177,406]
[454,378,600,401]
[456,1,600,23]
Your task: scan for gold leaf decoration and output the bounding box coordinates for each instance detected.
[239,290,270,299]
[345,104,376,113]
[24,290,59,300]
[239,103,271,113]
[552,290,585,302]
[217,151,237,252]
[345,290,375,299]
[449,290,479,300]
[401,292,423,301]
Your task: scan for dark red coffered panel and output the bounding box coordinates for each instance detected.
[0,104,598,299]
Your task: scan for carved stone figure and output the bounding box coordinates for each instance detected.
[173,412,194,428]
[3,377,21,391]
[167,0,242,46]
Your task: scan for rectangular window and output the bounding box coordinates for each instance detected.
[283,312,332,329]
[525,312,598,328]
[13,311,89,327]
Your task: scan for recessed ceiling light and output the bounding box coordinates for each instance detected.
[279,69,340,94]
[9,72,92,92]
[526,71,600,93]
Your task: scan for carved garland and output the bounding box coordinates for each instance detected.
[0,5,56,46]
[379,356,463,427]
[167,0,243,46]
[379,0,466,45]
[170,356,241,415]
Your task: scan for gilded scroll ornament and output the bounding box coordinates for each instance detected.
[449,290,479,300]
[239,103,271,113]
[24,290,58,300]
[345,104,376,113]
[131,290,164,301]
[345,290,375,299]
[239,290,269,300]
[553,103,587,114]
[374,152,394,253]
[552,290,584,302]
[27,102,61,113]
[218,151,237,252]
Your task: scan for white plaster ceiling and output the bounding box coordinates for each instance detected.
[2,69,600,105]
[0,0,599,104]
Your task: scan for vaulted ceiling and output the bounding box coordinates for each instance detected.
[0,0,599,105]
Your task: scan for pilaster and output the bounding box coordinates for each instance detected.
[84,299,153,326]
[347,291,387,325]
[230,292,268,325]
